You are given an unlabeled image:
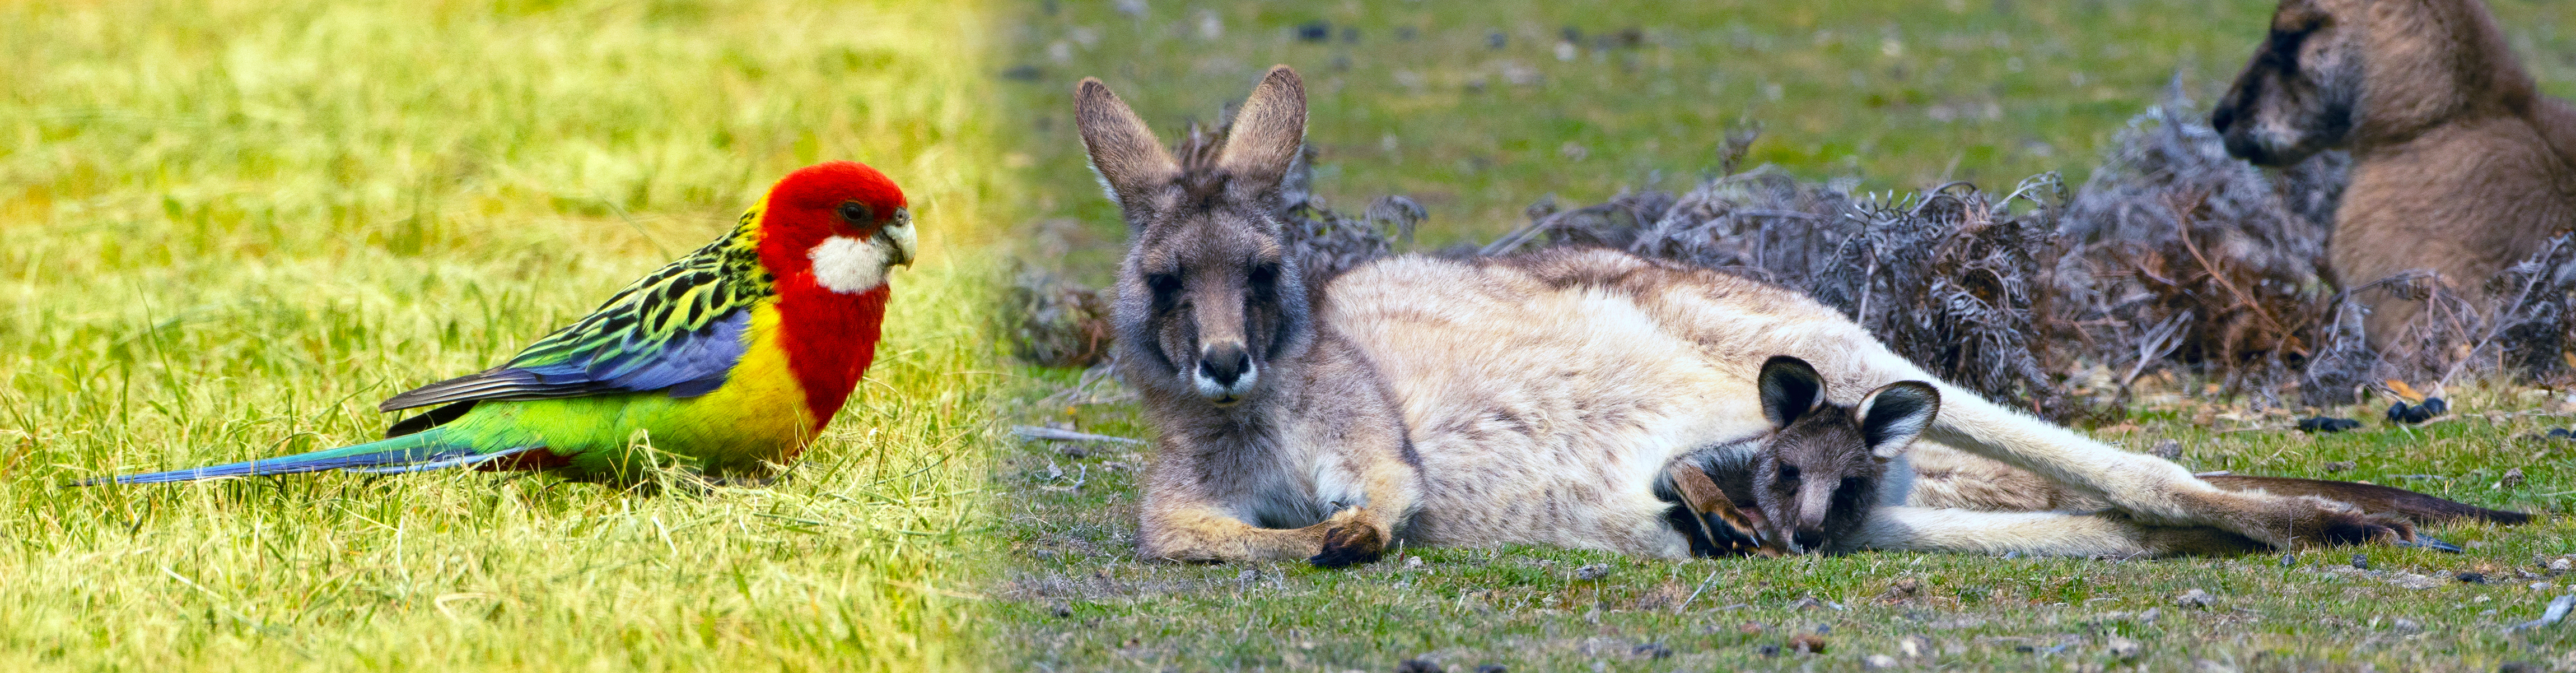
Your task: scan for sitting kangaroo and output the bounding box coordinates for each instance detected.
[1081,66,2486,567]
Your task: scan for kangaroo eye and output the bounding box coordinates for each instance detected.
[1841,477,1864,492]
[1777,465,1800,481]
[838,202,872,222]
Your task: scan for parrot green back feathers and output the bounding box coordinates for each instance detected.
[85,161,913,486]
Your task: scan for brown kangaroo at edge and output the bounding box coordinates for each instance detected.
[2212,0,2576,347]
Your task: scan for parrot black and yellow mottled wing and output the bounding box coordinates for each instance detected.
[380,211,776,414]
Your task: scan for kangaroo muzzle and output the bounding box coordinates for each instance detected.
[1192,341,1258,405]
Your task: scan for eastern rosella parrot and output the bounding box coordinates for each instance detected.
[84,161,915,485]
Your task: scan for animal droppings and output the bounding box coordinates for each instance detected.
[2352,554,2372,570]
[2459,572,2489,584]
[1788,634,1829,655]
[2297,416,2362,433]
[2386,397,2446,424]
[1295,21,1329,42]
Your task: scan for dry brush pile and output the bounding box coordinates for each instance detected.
[1009,94,2576,420]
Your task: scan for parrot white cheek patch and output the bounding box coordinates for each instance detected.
[809,235,889,294]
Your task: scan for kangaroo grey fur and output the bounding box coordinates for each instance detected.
[1082,65,2452,567]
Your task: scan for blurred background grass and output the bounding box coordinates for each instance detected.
[1,0,1004,670]
[997,0,2575,273]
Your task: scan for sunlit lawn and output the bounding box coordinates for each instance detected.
[1,0,1007,670]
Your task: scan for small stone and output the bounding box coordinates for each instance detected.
[1049,602,1074,618]
[2106,636,2143,660]
[2392,618,2423,633]
[2549,558,2571,572]
[1863,654,1900,669]
[2139,607,2162,623]
[2499,467,2526,489]
[2173,588,2215,609]
[1898,634,1933,658]
[1574,563,1610,581]
[1788,633,1829,654]
[2151,439,2183,460]
[1406,555,1425,568]
[2281,553,2298,568]
[1395,658,1443,673]
[2353,554,2372,570]
[2532,582,2555,591]
[2323,461,2355,473]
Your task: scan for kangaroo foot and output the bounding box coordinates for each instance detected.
[2302,503,2430,550]
[1669,463,1784,558]
[1309,518,1387,568]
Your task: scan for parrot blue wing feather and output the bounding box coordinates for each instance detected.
[377,221,770,414]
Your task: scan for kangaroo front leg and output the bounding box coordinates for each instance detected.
[1849,506,2270,558]
[1137,503,1378,563]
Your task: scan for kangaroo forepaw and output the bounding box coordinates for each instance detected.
[1309,521,1386,569]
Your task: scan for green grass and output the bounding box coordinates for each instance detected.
[1,0,1008,670]
[988,1,2576,670]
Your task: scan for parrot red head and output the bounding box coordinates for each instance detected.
[754,160,916,295]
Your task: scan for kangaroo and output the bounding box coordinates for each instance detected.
[2212,0,2576,346]
[1660,356,1935,556]
[1682,367,2527,557]
[1083,66,2464,567]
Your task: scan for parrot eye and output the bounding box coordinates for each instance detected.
[837,202,873,223]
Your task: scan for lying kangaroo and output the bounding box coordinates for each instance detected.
[1673,359,2527,557]
[1082,65,2496,567]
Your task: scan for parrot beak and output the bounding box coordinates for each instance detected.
[884,207,917,268]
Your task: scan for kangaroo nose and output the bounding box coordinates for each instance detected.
[1198,344,1252,387]
[2210,105,2235,133]
[1791,529,1826,554]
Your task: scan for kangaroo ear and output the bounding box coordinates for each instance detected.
[1215,65,1306,197]
[1757,356,1827,429]
[1074,77,1180,213]
[1855,381,1939,459]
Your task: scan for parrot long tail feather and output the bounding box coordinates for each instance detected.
[71,430,519,486]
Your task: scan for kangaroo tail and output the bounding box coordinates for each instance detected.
[2200,475,2535,526]
[71,430,535,486]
